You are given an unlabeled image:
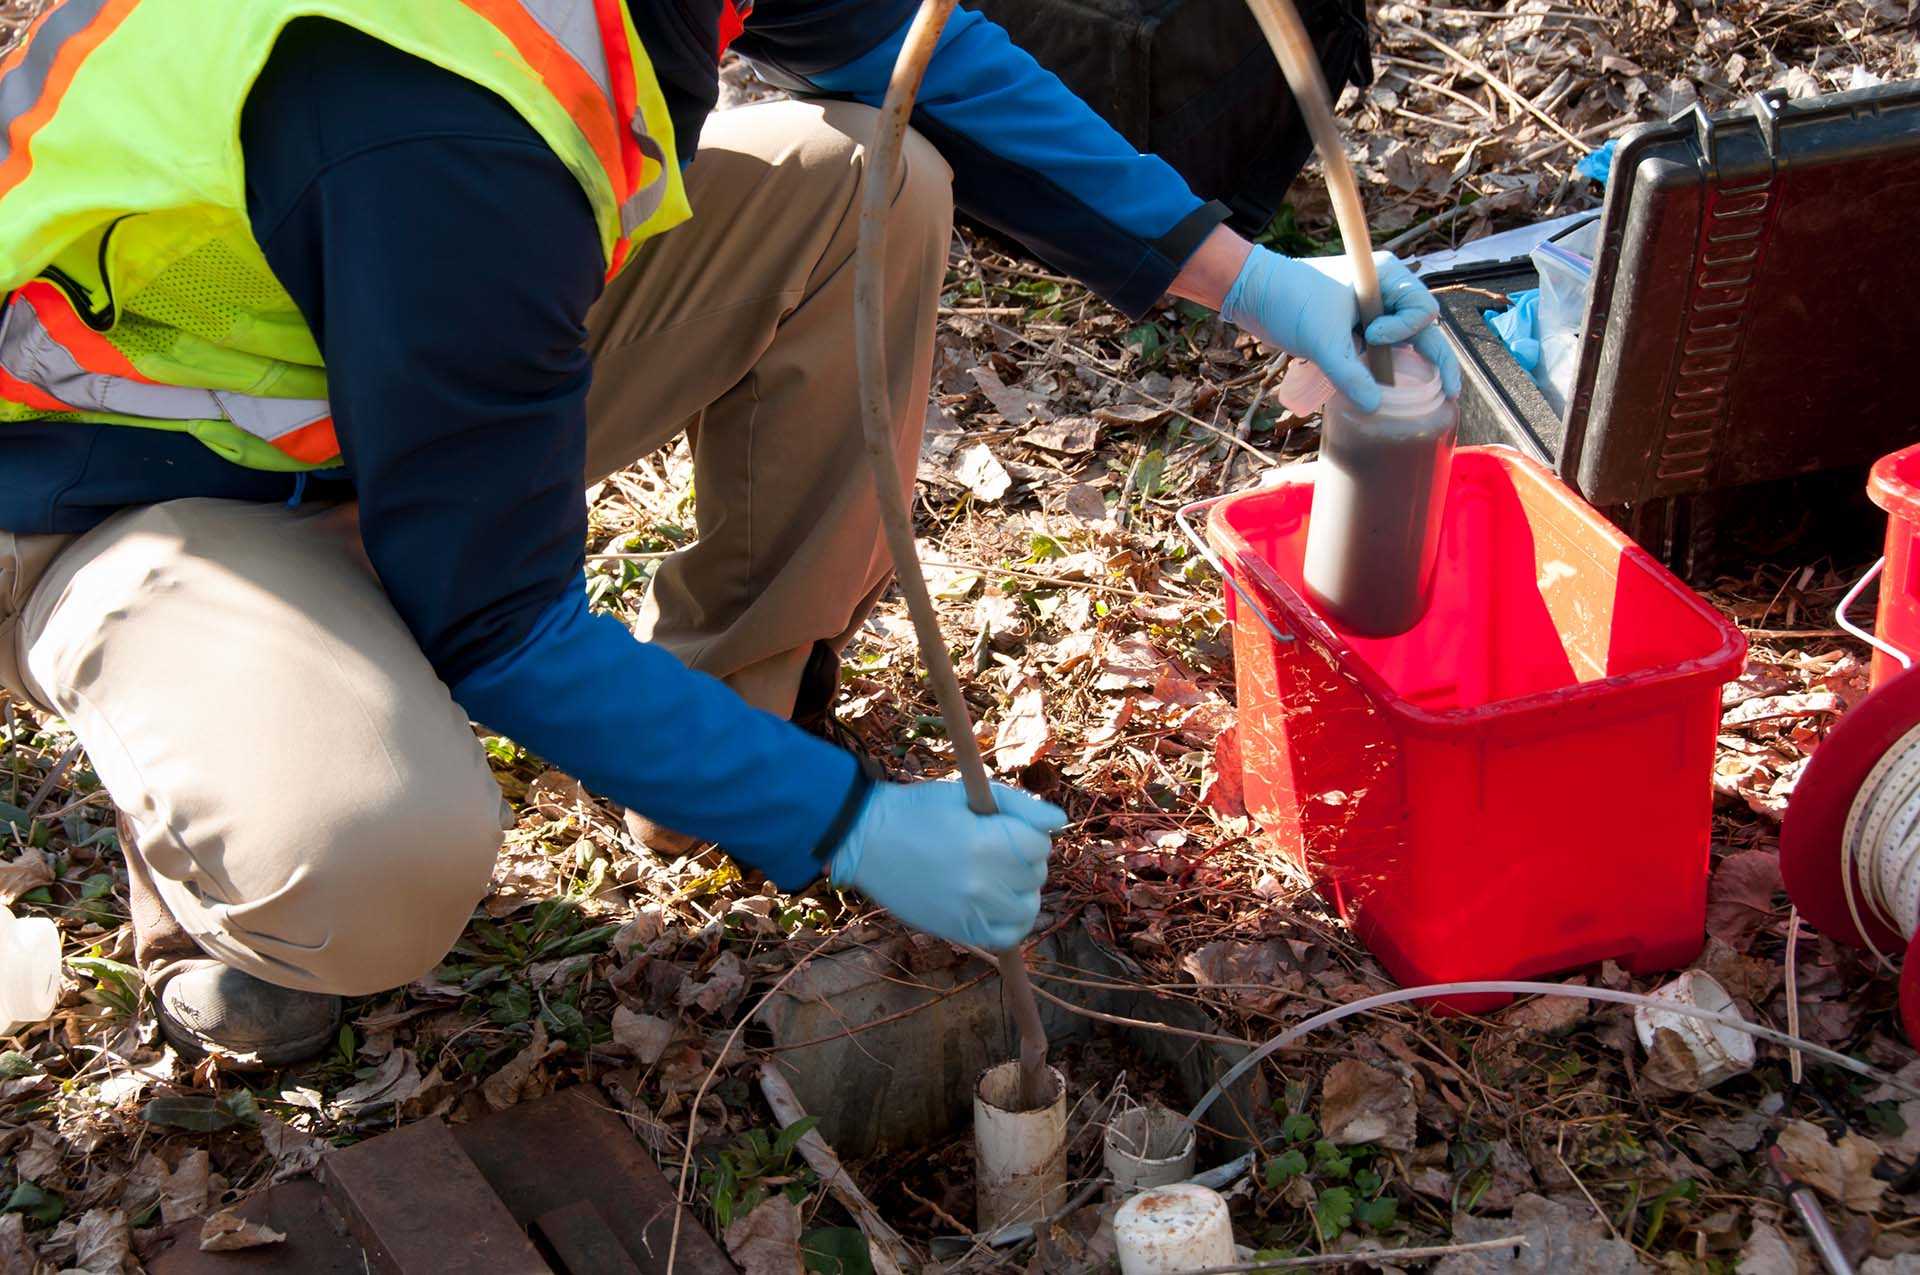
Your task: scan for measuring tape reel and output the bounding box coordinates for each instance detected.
[1781,661,1920,1047]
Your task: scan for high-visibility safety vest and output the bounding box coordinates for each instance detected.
[0,1,692,470]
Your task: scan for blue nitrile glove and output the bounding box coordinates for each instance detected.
[1485,289,1542,372]
[827,779,1067,949]
[1220,246,1463,412]
[1575,139,1617,186]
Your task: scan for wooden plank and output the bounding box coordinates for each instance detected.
[146,1180,366,1274]
[534,1200,644,1275]
[451,1087,736,1274]
[321,1117,550,1274]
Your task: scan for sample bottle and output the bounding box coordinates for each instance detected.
[0,905,60,1033]
[1302,344,1458,637]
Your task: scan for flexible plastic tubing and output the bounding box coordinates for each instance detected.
[1185,980,1920,1130]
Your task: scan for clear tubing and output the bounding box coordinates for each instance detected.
[1185,980,1920,1130]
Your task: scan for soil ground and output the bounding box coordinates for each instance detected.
[3,3,1918,1271]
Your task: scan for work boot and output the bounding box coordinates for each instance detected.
[119,813,342,1067]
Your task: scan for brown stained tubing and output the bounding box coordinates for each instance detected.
[853,0,1052,1111]
[1243,0,1396,385]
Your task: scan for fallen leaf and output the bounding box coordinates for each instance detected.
[1737,1221,1806,1275]
[973,593,1028,646]
[677,952,747,1016]
[259,1116,324,1182]
[1437,1193,1638,1274]
[330,1048,424,1117]
[526,769,592,821]
[612,907,667,959]
[993,677,1054,772]
[71,1207,130,1274]
[198,1209,287,1253]
[613,1007,676,1065]
[1706,851,1783,949]
[15,1129,62,1184]
[723,1194,805,1275]
[481,1021,563,1111]
[970,365,1051,425]
[1022,416,1096,455]
[1775,1119,1887,1212]
[1181,940,1294,1012]
[0,1214,33,1275]
[1061,483,1110,524]
[1092,402,1169,428]
[153,1149,210,1225]
[1722,691,1841,728]
[953,443,1012,503]
[1200,727,1245,818]
[1320,1059,1416,1151]
[1096,635,1163,691]
[1496,992,1587,1035]
[0,847,53,906]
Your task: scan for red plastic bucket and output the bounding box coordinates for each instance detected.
[1207,448,1746,998]
[1866,444,1920,688]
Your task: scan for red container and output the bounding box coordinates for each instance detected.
[1208,447,1746,996]
[1867,444,1920,688]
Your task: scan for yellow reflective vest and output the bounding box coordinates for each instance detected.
[0,0,690,470]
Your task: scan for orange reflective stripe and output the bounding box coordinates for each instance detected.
[459,0,625,198]
[717,0,746,57]
[270,416,339,464]
[14,280,144,379]
[606,235,632,280]
[0,0,139,201]
[592,0,643,202]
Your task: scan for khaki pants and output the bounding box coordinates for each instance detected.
[0,101,952,996]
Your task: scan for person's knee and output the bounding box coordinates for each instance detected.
[895,126,954,237]
[295,784,502,996]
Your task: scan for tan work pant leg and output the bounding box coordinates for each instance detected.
[1,503,505,997]
[586,98,954,717]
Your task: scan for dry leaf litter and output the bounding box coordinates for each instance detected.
[3,2,1918,1271]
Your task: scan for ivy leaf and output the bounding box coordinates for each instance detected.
[1355,1196,1400,1230]
[1264,1149,1309,1188]
[1282,1112,1317,1143]
[802,1227,875,1275]
[1314,1139,1353,1180]
[1314,1186,1356,1240]
[2,1182,63,1226]
[142,1095,244,1132]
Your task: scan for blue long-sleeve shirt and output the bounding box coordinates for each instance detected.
[0,8,1226,886]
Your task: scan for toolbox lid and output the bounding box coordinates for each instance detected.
[1447,80,1920,508]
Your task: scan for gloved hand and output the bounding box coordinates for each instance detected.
[827,779,1066,949]
[1220,246,1462,412]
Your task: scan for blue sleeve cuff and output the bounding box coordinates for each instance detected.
[449,587,860,891]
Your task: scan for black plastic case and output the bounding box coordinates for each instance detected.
[1430,81,1920,578]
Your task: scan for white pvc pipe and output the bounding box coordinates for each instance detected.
[1115,1183,1238,1274]
[1105,1103,1199,1197]
[974,1061,1069,1231]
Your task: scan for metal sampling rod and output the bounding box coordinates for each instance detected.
[1243,0,1396,385]
[853,0,1052,1111]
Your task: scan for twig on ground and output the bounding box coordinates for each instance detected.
[979,318,1280,469]
[668,942,831,1272]
[758,1059,918,1275]
[1388,24,1587,150]
[1182,1235,1529,1272]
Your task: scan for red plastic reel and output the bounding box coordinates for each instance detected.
[1779,662,1920,955]
[1906,933,1920,1048]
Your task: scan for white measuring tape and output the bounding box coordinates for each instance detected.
[1840,718,1920,969]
